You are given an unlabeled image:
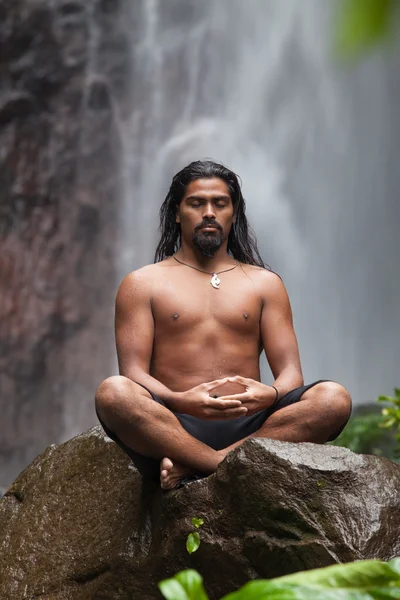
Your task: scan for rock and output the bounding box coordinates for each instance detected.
[0,0,129,486]
[1,430,400,600]
[0,91,37,125]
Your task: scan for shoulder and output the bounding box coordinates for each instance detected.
[117,261,170,302]
[238,263,284,287]
[238,264,288,303]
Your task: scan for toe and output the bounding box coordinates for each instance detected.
[161,477,173,491]
[160,457,173,471]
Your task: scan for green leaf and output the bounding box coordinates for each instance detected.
[191,517,204,529]
[222,559,400,600]
[186,532,200,554]
[159,579,191,600]
[159,570,209,600]
[388,557,400,573]
[224,581,400,600]
[222,581,303,600]
[377,396,392,403]
[272,558,400,588]
[334,0,395,59]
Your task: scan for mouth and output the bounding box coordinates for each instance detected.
[199,224,221,232]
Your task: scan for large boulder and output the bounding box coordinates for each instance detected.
[1,428,400,599]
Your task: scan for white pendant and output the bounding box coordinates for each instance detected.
[210,273,220,289]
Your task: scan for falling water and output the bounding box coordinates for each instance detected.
[117,0,400,404]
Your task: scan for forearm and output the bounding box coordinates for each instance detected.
[272,367,304,400]
[121,369,180,410]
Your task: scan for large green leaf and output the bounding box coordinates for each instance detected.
[222,559,400,600]
[273,558,400,588]
[159,569,209,600]
[159,579,193,600]
[223,582,400,600]
[222,581,311,600]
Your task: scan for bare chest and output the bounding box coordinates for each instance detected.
[151,270,262,335]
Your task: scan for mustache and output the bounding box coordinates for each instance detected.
[195,220,223,232]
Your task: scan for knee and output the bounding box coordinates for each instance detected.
[306,382,352,424]
[95,375,132,418]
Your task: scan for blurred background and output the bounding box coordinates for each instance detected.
[1,0,399,488]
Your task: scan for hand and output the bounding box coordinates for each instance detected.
[217,375,276,416]
[172,378,249,420]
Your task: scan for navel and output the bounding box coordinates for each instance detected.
[172,313,179,321]
[243,312,249,320]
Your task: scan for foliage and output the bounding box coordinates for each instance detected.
[335,0,397,58]
[159,558,400,600]
[378,388,400,456]
[186,532,200,555]
[186,517,204,555]
[329,410,397,458]
[191,517,204,529]
[159,569,209,600]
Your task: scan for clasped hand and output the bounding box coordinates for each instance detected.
[218,375,276,416]
[174,376,276,420]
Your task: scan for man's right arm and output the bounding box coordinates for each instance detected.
[115,270,179,408]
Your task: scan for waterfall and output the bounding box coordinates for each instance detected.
[117,0,400,404]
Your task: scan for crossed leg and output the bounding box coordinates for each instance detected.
[95,376,351,490]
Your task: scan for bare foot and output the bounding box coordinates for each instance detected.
[160,457,196,490]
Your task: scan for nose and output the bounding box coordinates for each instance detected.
[202,202,216,220]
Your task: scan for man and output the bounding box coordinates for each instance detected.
[95,160,352,490]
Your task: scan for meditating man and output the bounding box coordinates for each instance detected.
[95,160,352,490]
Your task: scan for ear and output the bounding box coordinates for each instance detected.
[176,213,181,223]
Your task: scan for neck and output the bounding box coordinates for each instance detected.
[176,242,235,272]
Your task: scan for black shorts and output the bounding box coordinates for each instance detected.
[97,379,348,480]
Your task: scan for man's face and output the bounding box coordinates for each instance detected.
[176,178,235,257]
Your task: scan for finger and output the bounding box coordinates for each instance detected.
[227,375,251,386]
[207,407,248,420]
[217,393,251,403]
[204,377,230,390]
[207,398,243,410]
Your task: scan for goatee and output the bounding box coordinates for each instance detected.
[192,231,224,257]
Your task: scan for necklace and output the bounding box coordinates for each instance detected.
[172,255,238,289]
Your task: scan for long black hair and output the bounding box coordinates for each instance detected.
[154,160,267,268]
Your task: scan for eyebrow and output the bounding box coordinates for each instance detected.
[185,194,231,201]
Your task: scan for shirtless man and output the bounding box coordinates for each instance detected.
[95,160,352,490]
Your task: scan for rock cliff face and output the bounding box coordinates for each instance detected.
[1,430,399,600]
[0,0,130,484]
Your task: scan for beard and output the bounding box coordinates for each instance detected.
[192,230,224,257]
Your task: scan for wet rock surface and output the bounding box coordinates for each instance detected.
[0,0,129,485]
[1,430,399,599]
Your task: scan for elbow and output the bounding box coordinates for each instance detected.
[288,368,304,388]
